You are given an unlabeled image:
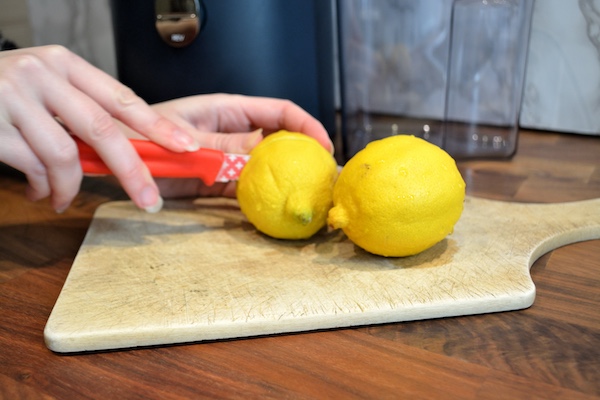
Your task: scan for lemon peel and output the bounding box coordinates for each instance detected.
[327,135,466,257]
[237,130,338,239]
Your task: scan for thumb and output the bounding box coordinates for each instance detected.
[195,129,263,154]
[155,129,263,199]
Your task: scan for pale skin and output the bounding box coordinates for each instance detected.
[0,45,334,212]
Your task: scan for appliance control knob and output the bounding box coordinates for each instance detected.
[155,0,203,48]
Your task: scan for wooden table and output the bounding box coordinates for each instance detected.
[1,130,599,399]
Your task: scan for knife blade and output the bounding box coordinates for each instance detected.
[75,137,250,185]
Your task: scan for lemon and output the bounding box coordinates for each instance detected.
[237,130,338,239]
[328,135,465,257]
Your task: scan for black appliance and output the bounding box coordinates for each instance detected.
[110,0,336,137]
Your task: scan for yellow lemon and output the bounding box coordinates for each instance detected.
[237,130,338,239]
[328,135,465,257]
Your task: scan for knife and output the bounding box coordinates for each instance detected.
[75,137,250,185]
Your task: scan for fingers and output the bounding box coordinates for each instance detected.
[0,46,164,212]
[196,129,264,154]
[39,45,199,152]
[263,98,334,154]
[150,94,334,200]
[154,130,263,199]
[0,57,81,211]
[0,121,54,203]
[39,68,163,211]
[5,108,83,212]
[153,94,334,154]
[215,94,334,154]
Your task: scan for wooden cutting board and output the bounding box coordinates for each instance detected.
[44,196,600,353]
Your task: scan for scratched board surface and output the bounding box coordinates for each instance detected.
[44,196,600,352]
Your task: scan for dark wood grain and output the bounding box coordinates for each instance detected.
[1,130,599,399]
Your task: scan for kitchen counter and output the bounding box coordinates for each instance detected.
[1,130,599,399]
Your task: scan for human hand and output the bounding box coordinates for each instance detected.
[142,93,335,199]
[0,45,199,213]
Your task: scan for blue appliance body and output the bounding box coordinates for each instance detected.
[110,0,336,137]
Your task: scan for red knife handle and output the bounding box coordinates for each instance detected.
[76,137,225,186]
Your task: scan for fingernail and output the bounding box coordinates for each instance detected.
[145,196,163,213]
[327,137,335,155]
[54,200,71,214]
[140,186,163,213]
[174,129,200,152]
[242,129,264,152]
